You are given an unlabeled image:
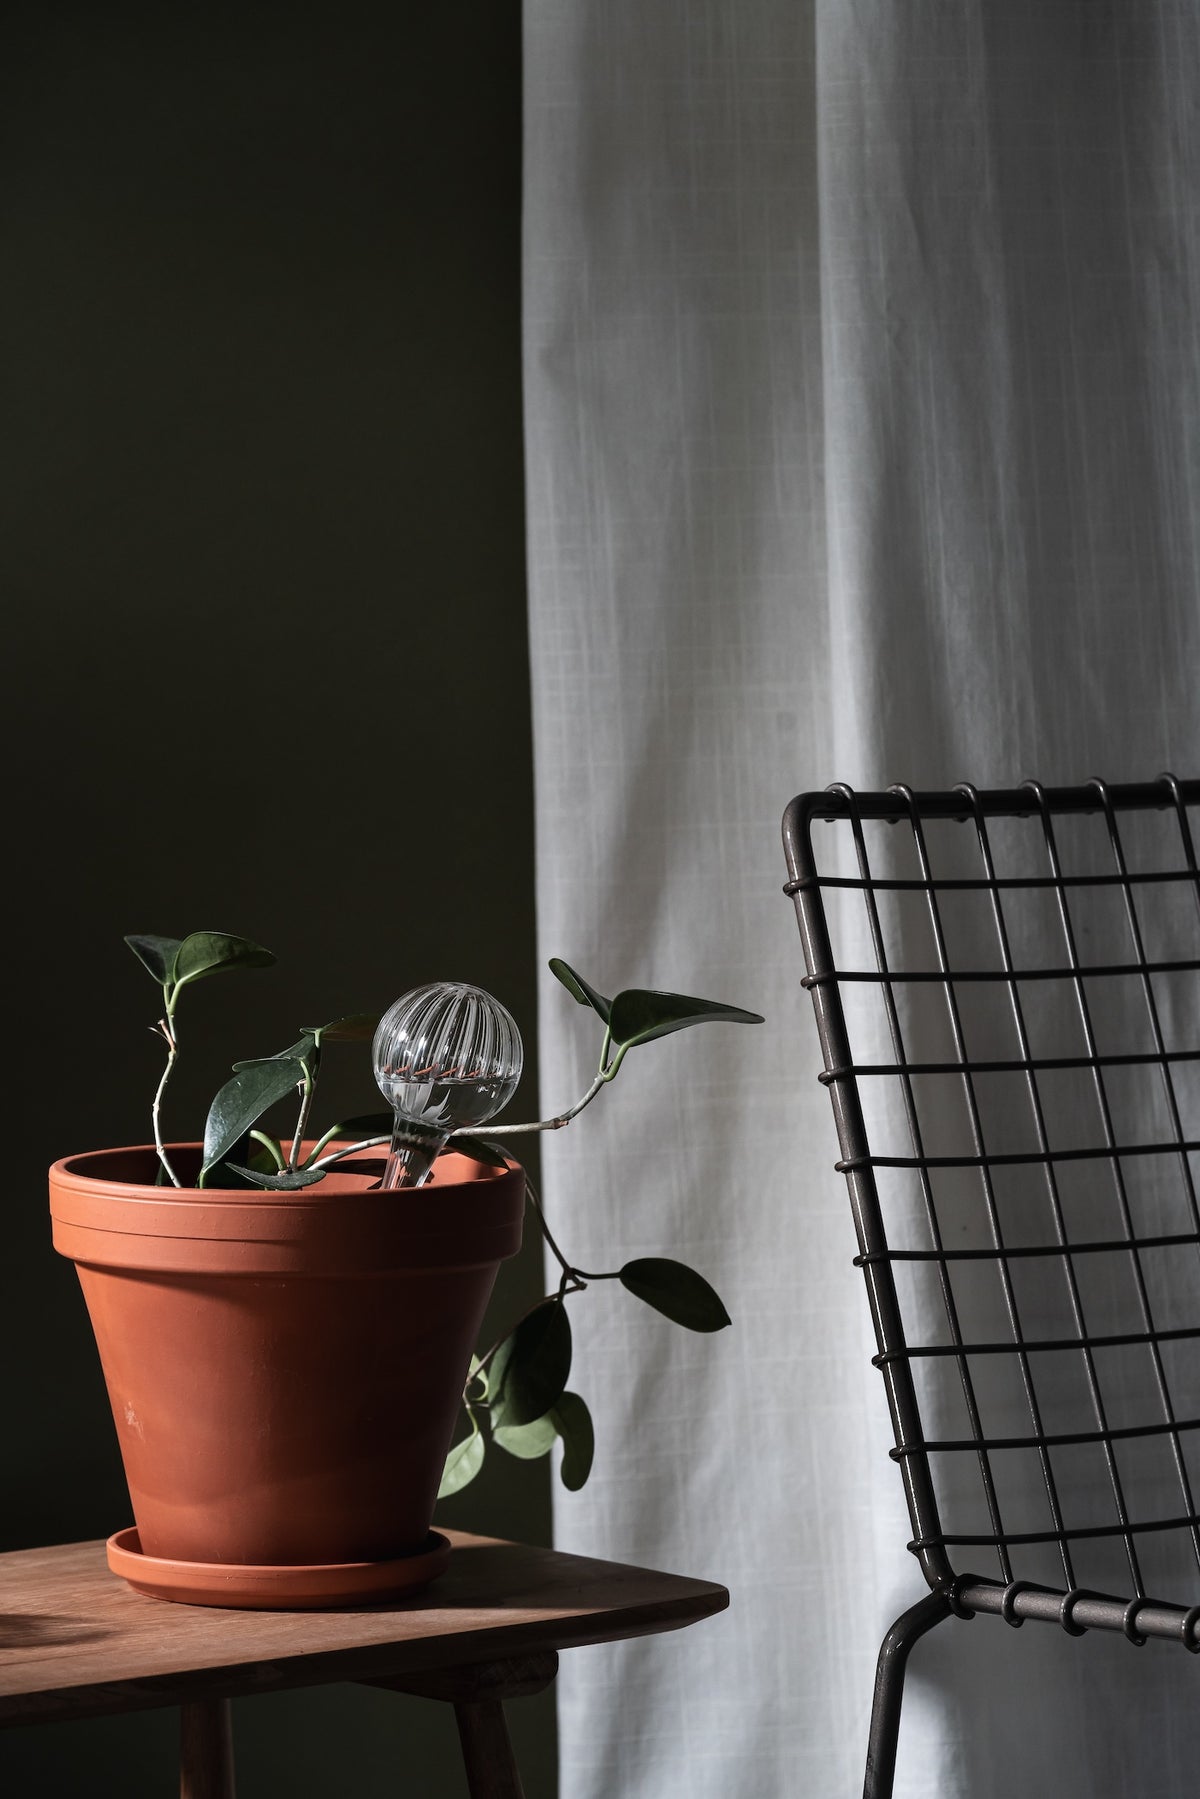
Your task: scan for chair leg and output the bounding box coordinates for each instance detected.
[863,1590,953,1799]
[180,1698,236,1799]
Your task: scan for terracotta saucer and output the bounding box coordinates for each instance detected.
[106,1526,452,1610]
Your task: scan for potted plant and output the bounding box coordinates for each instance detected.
[48,931,761,1608]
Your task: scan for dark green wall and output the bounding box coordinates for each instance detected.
[1,7,554,1793]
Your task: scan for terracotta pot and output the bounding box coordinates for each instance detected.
[49,1143,523,1569]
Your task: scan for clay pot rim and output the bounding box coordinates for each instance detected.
[49,1142,526,1267]
[50,1141,518,1203]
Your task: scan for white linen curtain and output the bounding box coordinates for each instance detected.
[522,4,1200,1794]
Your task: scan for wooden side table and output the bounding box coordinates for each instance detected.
[0,1530,728,1797]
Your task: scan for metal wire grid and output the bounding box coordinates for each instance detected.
[783,777,1200,1651]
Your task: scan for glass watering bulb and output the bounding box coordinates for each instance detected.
[372,981,523,1188]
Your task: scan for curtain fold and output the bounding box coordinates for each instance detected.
[523,5,1200,1793]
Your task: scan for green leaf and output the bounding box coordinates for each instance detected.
[438,1414,485,1497]
[607,988,763,1051]
[493,1411,558,1461]
[232,1033,316,1072]
[549,958,613,1025]
[225,1163,329,1190]
[489,1300,572,1428]
[248,1131,286,1170]
[172,932,276,990]
[619,1258,732,1332]
[124,934,183,983]
[466,1355,489,1403]
[303,1013,378,1044]
[323,1112,396,1139]
[201,1129,283,1190]
[201,1056,308,1175]
[444,1134,508,1170]
[553,1392,595,1491]
[492,1391,595,1490]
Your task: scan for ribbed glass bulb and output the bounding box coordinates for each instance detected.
[372,981,523,1188]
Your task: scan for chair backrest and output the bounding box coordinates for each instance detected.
[783,778,1200,1650]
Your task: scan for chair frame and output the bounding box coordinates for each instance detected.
[783,777,1200,1799]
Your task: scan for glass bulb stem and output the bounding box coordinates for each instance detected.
[381,1114,450,1190]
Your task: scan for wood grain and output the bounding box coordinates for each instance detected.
[0,1531,728,1728]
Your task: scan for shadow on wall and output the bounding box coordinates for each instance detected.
[1,5,553,1798]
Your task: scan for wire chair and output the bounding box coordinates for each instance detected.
[782,778,1200,1799]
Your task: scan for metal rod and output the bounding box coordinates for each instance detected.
[863,1590,954,1799]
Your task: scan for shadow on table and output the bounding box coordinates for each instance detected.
[0,1614,113,1650]
[357,1537,725,1624]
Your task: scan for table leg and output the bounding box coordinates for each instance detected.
[453,1698,525,1799]
[180,1697,236,1799]
[363,1651,557,1799]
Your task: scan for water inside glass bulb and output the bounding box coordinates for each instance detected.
[372,981,523,1188]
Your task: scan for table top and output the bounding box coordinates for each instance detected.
[0,1532,728,1727]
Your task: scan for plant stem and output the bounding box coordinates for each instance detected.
[460,1179,621,1417]
[600,1039,630,1081]
[525,1172,573,1278]
[450,1070,609,1142]
[307,1134,391,1172]
[470,1174,604,1385]
[250,1130,286,1170]
[305,1122,344,1163]
[151,984,181,1187]
[287,1057,318,1170]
